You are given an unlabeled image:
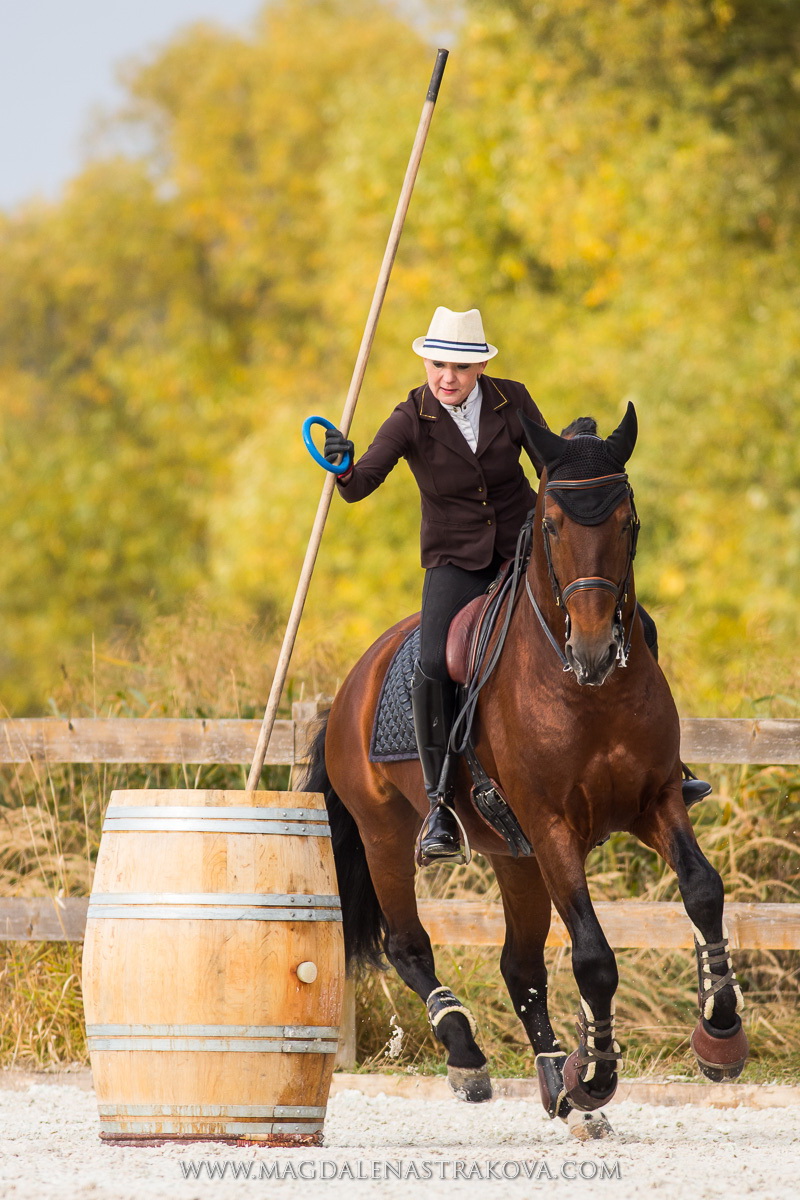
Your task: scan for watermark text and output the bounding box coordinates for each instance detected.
[179,1157,622,1182]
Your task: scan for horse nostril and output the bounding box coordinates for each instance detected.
[567,654,590,686]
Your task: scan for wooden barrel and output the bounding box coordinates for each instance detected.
[82,789,344,1145]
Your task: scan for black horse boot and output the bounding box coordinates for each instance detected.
[411,663,464,867]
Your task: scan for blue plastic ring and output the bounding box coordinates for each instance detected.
[302,415,352,475]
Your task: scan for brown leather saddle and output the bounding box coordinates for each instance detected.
[445,559,515,685]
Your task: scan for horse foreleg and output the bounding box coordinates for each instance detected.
[491,855,570,1120]
[632,792,748,1080]
[359,794,492,1102]
[535,833,622,1114]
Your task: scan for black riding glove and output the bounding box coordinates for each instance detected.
[324,427,355,471]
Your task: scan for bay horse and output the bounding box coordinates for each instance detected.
[303,402,748,1130]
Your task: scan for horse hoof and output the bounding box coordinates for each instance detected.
[562,1050,618,1111]
[448,1065,493,1103]
[566,1108,614,1141]
[691,1015,749,1082]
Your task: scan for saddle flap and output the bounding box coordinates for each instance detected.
[445,595,486,685]
[445,558,515,685]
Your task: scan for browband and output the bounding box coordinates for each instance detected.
[545,473,628,492]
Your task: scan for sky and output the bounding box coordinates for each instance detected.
[0,1,264,210]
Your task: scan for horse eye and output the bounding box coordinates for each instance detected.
[542,518,557,537]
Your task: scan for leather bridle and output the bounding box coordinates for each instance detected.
[528,472,640,671]
[451,471,641,752]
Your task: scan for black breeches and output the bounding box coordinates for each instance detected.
[419,555,504,681]
[637,603,659,660]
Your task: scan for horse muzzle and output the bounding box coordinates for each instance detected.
[565,633,618,687]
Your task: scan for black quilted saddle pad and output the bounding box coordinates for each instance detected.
[369,626,420,763]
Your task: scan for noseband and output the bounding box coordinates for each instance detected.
[527,472,640,672]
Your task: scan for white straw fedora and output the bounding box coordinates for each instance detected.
[412,306,498,363]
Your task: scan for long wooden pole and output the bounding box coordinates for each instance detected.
[246,49,449,790]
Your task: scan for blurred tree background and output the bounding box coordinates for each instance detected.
[0,0,798,714]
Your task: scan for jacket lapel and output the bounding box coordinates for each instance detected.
[476,376,509,457]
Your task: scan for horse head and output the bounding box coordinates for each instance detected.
[520,403,639,686]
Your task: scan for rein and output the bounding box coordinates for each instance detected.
[449,515,534,755]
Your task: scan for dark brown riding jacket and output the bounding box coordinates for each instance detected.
[336,376,547,570]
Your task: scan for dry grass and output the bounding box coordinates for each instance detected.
[0,943,86,1066]
[0,614,798,1078]
[2,762,798,1074]
[354,943,800,1084]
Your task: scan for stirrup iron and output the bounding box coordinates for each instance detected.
[415,801,471,868]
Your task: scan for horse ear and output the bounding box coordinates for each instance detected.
[604,401,638,466]
[519,413,568,473]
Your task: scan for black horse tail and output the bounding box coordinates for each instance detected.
[300,714,387,972]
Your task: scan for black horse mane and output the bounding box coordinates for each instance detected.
[560,416,598,438]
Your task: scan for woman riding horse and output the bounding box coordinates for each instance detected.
[324,306,708,866]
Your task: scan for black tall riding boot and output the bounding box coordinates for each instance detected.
[682,765,713,808]
[411,662,463,866]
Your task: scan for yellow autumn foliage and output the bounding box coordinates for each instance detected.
[0,0,797,713]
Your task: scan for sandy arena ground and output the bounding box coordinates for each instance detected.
[1,1073,799,1200]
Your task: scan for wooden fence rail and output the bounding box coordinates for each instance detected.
[1,712,796,1068]
[0,716,797,765]
[1,710,797,947]
[2,897,798,950]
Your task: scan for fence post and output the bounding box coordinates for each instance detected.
[334,977,357,1070]
[290,697,329,786]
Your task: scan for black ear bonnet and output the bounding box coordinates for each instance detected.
[520,402,638,525]
[546,436,630,525]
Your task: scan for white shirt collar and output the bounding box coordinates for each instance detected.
[439,381,482,452]
[439,380,481,417]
